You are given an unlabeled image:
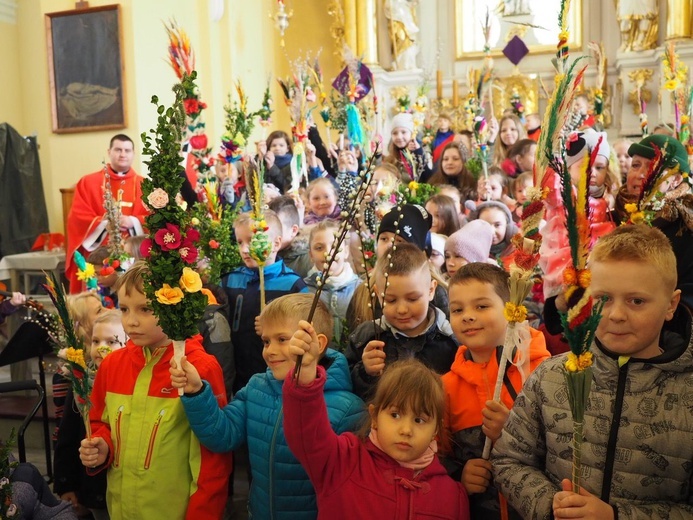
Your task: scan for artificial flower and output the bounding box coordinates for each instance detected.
[565,351,593,372]
[664,79,680,92]
[175,193,188,211]
[504,302,528,323]
[155,224,182,251]
[189,134,208,150]
[65,347,86,369]
[140,238,153,258]
[209,239,220,249]
[179,267,203,293]
[178,244,199,264]
[185,227,201,243]
[155,284,184,305]
[147,188,169,209]
[76,263,95,281]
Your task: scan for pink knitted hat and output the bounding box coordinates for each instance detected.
[444,220,495,263]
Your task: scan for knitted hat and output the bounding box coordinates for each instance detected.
[464,200,519,243]
[391,112,415,133]
[565,129,611,168]
[378,204,432,254]
[627,134,691,174]
[430,232,446,257]
[444,220,495,263]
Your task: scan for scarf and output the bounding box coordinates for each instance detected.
[274,153,292,169]
[368,428,437,472]
[304,205,342,225]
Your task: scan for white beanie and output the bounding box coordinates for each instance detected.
[565,128,611,169]
[430,232,446,256]
[391,112,415,133]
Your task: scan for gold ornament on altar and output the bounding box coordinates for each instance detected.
[490,73,539,123]
[627,69,654,115]
[271,0,293,47]
[385,0,420,70]
[615,0,659,52]
[327,0,346,62]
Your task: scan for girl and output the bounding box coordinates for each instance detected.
[613,137,634,184]
[444,220,495,278]
[425,194,461,237]
[304,220,360,346]
[304,178,341,224]
[383,112,432,183]
[283,353,470,520]
[263,130,293,193]
[477,168,515,209]
[429,143,478,203]
[511,171,533,222]
[465,200,519,269]
[492,114,527,167]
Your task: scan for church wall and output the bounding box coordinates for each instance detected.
[0,16,25,134]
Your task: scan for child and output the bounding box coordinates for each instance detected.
[511,171,533,222]
[466,200,520,268]
[54,310,127,520]
[283,352,470,519]
[222,210,307,392]
[305,220,360,346]
[361,163,400,236]
[433,112,455,156]
[79,262,231,519]
[429,143,478,203]
[444,220,495,278]
[443,263,550,519]
[501,138,536,178]
[269,195,312,278]
[525,112,541,141]
[304,178,342,224]
[262,130,293,193]
[124,234,146,262]
[425,194,461,237]
[492,114,527,167]
[429,232,446,272]
[169,293,365,519]
[476,168,511,205]
[613,137,633,184]
[346,243,458,399]
[492,225,693,519]
[335,147,361,211]
[384,112,432,183]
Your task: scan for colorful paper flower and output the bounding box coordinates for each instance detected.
[179,267,203,293]
[155,284,185,305]
[147,188,170,209]
[154,224,182,251]
[76,263,95,282]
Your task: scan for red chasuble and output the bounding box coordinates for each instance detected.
[65,166,149,292]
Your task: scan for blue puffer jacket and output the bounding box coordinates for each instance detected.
[181,349,365,520]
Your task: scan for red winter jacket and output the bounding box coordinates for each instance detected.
[283,367,470,520]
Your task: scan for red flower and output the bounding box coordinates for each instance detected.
[100,266,115,276]
[140,238,153,258]
[185,227,200,243]
[209,240,220,249]
[189,134,208,150]
[179,244,199,264]
[112,260,120,269]
[154,224,182,251]
[183,98,201,115]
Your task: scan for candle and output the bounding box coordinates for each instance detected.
[437,70,443,100]
[452,80,459,107]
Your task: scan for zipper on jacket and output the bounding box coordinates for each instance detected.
[144,409,166,470]
[600,361,629,502]
[113,405,124,468]
[268,406,283,520]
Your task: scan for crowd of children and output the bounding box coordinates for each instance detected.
[10,90,690,520]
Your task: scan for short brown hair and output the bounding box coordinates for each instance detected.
[360,359,444,439]
[113,260,148,296]
[449,262,510,302]
[374,242,428,279]
[589,225,677,291]
[260,293,334,344]
[234,210,283,242]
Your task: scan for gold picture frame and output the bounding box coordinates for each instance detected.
[454,0,582,60]
[46,5,126,133]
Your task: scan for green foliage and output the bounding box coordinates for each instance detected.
[466,156,483,180]
[191,201,242,285]
[141,86,207,341]
[397,182,439,206]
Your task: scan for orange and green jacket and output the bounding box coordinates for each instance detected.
[441,327,550,520]
[88,335,232,520]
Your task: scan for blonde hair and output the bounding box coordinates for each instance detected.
[589,225,677,291]
[234,210,283,242]
[93,309,123,328]
[113,260,148,296]
[306,178,338,200]
[309,219,342,247]
[125,235,147,261]
[492,114,527,165]
[260,293,334,344]
[66,291,103,344]
[360,359,444,439]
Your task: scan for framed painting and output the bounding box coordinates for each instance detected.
[46,5,126,133]
[454,0,582,60]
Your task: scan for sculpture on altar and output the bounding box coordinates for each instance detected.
[501,0,532,17]
[385,0,420,70]
[615,0,659,52]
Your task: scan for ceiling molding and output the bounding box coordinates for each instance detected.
[0,0,17,25]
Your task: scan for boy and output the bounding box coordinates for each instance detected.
[443,263,550,519]
[169,293,364,519]
[221,210,307,393]
[346,243,458,398]
[492,225,693,519]
[269,195,312,278]
[79,262,231,520]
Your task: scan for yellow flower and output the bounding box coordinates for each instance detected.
[565,351,593,372]
[664,79,680,91]
[179,267,202,293]
[76,263,95,281]
[504,302,527,323]
[630,211,646,224]
[155,284,184,305]
[624,203,638,214]
[65,347,86,369]
[682,115,690,125]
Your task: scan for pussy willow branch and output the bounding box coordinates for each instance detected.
[357,232,380,340]
[294,144,380,380]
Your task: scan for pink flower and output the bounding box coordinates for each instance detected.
[140,238,153,258]
[154,224,182,251]
[305,88,316,103]
[147,188,169,209]
[179,244,199,264]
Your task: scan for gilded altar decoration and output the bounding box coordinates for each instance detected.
[385,0,420,70]
[491,74,539,123]
[628,69,653,115]
[616,0,659,52]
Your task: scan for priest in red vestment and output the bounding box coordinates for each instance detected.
[66,134,149,292]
